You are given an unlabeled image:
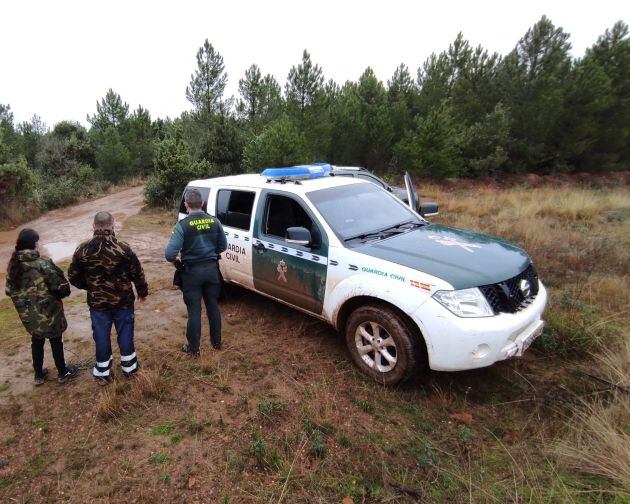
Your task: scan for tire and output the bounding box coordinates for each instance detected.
[345,304,422,385]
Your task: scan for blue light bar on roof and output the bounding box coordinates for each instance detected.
[261,163,332,180]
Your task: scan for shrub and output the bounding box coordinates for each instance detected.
[145,135,216,207]
[242,116,309,171]
[0,156,34,197]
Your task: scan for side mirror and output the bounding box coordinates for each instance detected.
[286,227,312,247]
[420,202,439,217]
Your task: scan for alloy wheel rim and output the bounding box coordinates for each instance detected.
[355,321,397,373]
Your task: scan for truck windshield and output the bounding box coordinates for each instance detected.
[307,183,420,242]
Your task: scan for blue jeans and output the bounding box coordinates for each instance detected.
[182,260,221,352]
[90,307,138,378]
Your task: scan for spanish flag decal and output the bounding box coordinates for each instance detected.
[410,280,431,291]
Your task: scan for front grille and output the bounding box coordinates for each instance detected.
[479,264,539,314]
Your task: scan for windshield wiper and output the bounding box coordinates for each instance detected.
[344,229,388,242]
[344,220,423,243]
[384,220,424,231]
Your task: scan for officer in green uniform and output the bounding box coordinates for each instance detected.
[165,188,227,355]
[5,229,78,385]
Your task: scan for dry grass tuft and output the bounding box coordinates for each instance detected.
[556,395,630,490]
[593,336,630,388]
[556,337,630,491]
[96,381,129,421]
[96,369,166,421]
[132,369,165,400]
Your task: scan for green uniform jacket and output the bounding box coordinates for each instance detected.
[5,250,70,339]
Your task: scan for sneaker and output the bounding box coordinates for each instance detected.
[123,365,139,378]
[58,365,79,384]
[94,375,112,386]
[181,344,200,357]
[34,368,49,386]
[212,342,222,350]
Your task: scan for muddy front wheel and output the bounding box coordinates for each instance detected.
[345,305,421,385]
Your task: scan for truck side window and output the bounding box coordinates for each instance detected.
[216,189,255,230]
[179,186,210,214]
[264,195,321,245]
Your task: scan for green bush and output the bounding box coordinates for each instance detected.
[0,156,34,197]
[34,164,107,210]
[242,116,309,171]
[145,135,216,207]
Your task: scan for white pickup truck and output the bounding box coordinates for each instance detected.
[178,164,547,384]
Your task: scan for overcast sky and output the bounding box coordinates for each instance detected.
[1,0,628,127]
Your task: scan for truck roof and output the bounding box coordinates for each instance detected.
[187,173,367,195]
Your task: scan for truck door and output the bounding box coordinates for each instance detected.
[215,188,257,289]
[178,186,210,222]
[252,190,328,315]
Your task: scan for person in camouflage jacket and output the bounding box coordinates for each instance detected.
[5,228,78,385]
[69,211,148,383]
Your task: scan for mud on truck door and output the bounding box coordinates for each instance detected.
[252,190,328,315]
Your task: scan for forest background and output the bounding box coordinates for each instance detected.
[0,16,628,220]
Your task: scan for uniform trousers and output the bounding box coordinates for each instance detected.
[181,260,221,352]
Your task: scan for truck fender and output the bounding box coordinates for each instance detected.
[325,275,429,331]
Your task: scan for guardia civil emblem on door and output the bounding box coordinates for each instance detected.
[277,260,287,282]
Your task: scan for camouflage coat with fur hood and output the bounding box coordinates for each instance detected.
[5,250,70,339]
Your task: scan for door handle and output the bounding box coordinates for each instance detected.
[253,242,266,252]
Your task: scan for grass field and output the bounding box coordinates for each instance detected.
[0,177,628,502]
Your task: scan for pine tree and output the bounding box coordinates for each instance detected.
[394,100,463,177]
[87,89,130,131]
[575,21,630,170]
[242,116,309,170]
[94,126,131,182]
[285,50,324,124]
[186,40,228,115]
[127,106,155,175]
[17,115,47,167]
[496,16,572,171]
[237,64,282,133]
[388,64,417,146]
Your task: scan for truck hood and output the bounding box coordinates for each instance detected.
[354,224,530,289]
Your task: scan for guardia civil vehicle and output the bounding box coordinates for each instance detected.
[178,163,547,384]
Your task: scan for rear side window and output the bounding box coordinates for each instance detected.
[216,190,256,230]
[179,186,210,213]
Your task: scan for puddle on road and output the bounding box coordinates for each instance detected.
[0,185,145,297]
[43,241,79,262]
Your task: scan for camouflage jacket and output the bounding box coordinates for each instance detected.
[68,230,148,310]
[5,250,70,339]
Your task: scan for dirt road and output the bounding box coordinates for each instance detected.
[0,186,161,396]
[0,186,145,287]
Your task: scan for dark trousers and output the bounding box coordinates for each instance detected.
[32,336,66,378]
[182,260,221,352]
[90,307,138,378]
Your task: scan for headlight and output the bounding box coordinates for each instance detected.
[432,288,494,317]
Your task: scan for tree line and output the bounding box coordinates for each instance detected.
[1,16,628,215]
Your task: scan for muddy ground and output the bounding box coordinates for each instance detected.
[0,186,624,503]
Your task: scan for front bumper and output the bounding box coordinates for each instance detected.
[411,282,548,371]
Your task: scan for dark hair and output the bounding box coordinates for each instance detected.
[7,228,39,289]
[185,188,203,210]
